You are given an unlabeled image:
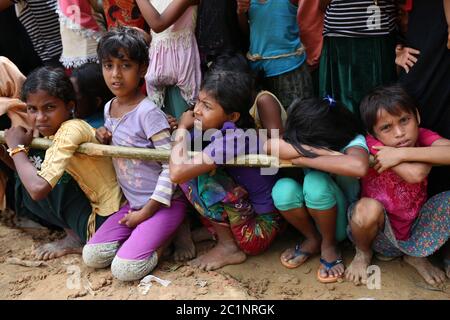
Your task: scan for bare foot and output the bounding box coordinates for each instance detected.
[280,236,320,268]
[34,230,83,261]
[188,240,246,271]
[345,248,373,285]
[404,255,446,286]
[319,244,345,279]
[192,227,215,243]
[173,218,196,262]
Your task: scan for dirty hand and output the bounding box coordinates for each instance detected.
[95,127,112,145]
[118,209,149,228]
[166,114,178,132]
[4,126,33,149]
[372,145,404,173]
[178,110,195,130]
[395,45,420,74]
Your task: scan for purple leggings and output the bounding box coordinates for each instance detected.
[88,196,186,260]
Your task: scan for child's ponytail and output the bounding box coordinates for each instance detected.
[284,98,363,157]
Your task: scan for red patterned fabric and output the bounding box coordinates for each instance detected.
[102,0,146,29]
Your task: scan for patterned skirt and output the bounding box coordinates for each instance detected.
[179,168,281,255]
[347,191,450,257]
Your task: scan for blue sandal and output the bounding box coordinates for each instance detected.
[317,257,344,283]
[280,243,311,269]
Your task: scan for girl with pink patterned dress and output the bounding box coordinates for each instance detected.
[345,84,450,287]
[136,0,201,119]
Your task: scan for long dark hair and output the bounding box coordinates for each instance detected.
[21,66,75,105]
[201,71,255,129]
[71,62,113,117]
[284,98,363,157]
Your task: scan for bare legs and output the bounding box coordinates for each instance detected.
[279,207,321,267]
[345,198,384,285]
[345,198,447,286]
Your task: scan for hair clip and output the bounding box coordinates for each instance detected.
[323,94,336,108]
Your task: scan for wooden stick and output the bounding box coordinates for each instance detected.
[0,131,296,167]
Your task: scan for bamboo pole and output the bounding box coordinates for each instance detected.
[0,131,296,168]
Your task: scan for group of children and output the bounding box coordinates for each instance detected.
[0,1,449,290]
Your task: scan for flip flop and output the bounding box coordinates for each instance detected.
[280,243,311,269]
[317,257,344,283]
[375,253,397,262]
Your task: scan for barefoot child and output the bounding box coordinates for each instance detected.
[345,84,450,287]
[82,27,186,281]
[266,97,369,283]
[170,53,287,262]
[0,66,123,260]
[169,71,281,271]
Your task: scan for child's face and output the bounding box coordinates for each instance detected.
[26,90,73,137]
[193,90,232,131]
[372,107,419,148]
[101,50,145,99]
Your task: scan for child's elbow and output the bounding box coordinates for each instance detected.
[402,171,427,184]
[401,167,428,184]
[29,189,48,201]
[151,23,168,33]
[169,168,184,184]
[351,158,369,177]
[28,181,51,201]
[358,161,370,177]
[402,175,425,184]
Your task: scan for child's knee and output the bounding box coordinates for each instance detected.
[351,198,384,229]
[303,171,336,210]
[82,241,120,269]
[272,178,304,211]
[111,252,158,282]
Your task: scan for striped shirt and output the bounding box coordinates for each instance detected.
[104,97,174,209]
[12,0,62,62]
[323,0,397,37]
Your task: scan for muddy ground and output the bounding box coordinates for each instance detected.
[0,209,448,300]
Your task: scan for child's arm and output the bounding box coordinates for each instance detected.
[257,93,284,137]
[373,138,450,172]
[236,0,250,36]
[291,146,369,177]
[135,0,199,33]
[118,198,161,228]
[264,138,342,160]
[95,127,112,145]
[381,160,431,184]
[169,111,217,184]
[4,127,52,200]
[119,129,175,228]
[445,0,450,49]
[395,45,420,74]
